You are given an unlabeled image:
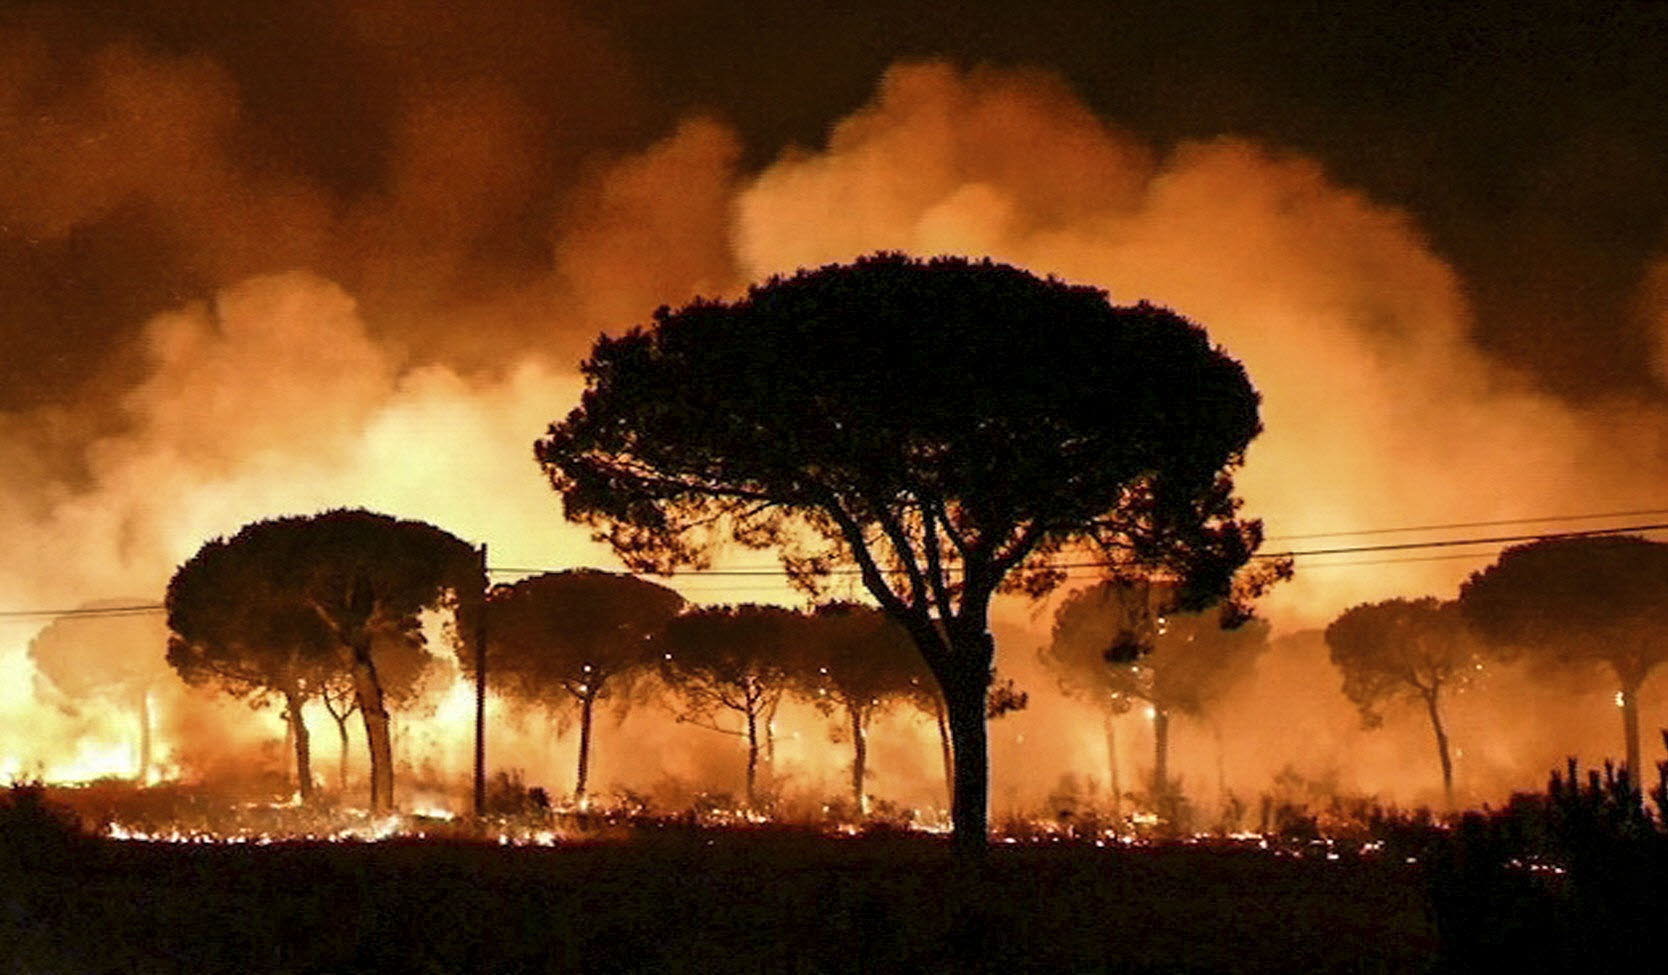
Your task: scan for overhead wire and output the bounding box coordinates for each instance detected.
[1262,506,1668,542]
[7,512,1668,619]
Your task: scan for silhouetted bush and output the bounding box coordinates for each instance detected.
[0,780,88,872]
[1426,757,1668,970]
[484,769,549,817]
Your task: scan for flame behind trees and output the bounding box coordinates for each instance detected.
[28,602,173,783]
[1043,580,1270,817]
[166,509,482,813]
[1459,535,1668,787]
[537,253,1269,852]
[480,570,685,805]
[1324,598,1482,808]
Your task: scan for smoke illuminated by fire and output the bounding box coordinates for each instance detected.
[4,46,1668,818]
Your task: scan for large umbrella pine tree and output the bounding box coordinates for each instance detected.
[537,253,1270,852]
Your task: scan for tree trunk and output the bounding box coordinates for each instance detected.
[1212,719,1227,813]
[135,686,152,784]
[346,639,394,813]
[1152,706,1170,801]
[1619,674,1642,791]
[745,705,760,808]
[333,714,351,793]
[576,691,595,806]
[1423,689,1454,809]
[943,668,990,856]
[850,703,868,815]
[1103,710,1122,824]
[763,694,781,768]
[934,697,953,808]
[284,690,314,804]
[1214,713,1227,806]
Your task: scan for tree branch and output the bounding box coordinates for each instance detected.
[868,493,932,614]
[919,500,959,624]
[924,493,972,563]
[676,714,747,738]
[819,491,918,621]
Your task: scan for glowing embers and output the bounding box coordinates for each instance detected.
[102,807,574,846]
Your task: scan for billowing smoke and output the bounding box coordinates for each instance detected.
[736,62,1668,629]
[4,39,1666,812]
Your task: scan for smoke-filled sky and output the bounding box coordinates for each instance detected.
[6,0,1668,803]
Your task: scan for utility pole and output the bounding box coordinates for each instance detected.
[474,542,488,818]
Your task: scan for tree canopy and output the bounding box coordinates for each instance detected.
[1459,535,1668,784]
[537,252,1269,850]
[1325,598,1481,806]
[798,601,932,813]
[167,508,481,811]
[29,600,172,782]
[654,603,804,808]
[485,570,685,802]
[1045,580,1269,810]
[1045,581,1268,717]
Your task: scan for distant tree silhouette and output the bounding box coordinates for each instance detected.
[480,570,684,805]
[1044,579,1270,819]
[318,674,357,793]
[798,602,933,814]
[536,252,1270,852]
[1460,535,1668,783]
[655,604,804,808]
[1325,598,1482,807]
[28,601,172,783]
[167,509,481,812]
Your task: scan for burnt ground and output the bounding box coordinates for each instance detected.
[1,832,1433,973]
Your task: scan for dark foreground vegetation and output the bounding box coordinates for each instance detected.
[2,817,1428,972]
[7,762,1668,973]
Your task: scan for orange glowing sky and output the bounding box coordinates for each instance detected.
[5,0,1668,810]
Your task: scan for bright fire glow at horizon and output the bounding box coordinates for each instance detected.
[4,60,1668,819]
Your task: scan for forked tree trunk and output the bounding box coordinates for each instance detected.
[283,690,314,804]
[345,638,394,813]
[576,691,595,805]
[135,686,152,784]
[1423,689,1455,809]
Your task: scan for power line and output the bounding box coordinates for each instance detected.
[0,603,166,620]
[1255,522,1668,561]
[1293,550,1537,570]
[493,510,1668,574]
[10,517,1668,619]
[490,520,1668,577]
[1263,506,1668,542]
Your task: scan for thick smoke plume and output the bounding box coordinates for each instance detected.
[4,45,1667,809]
